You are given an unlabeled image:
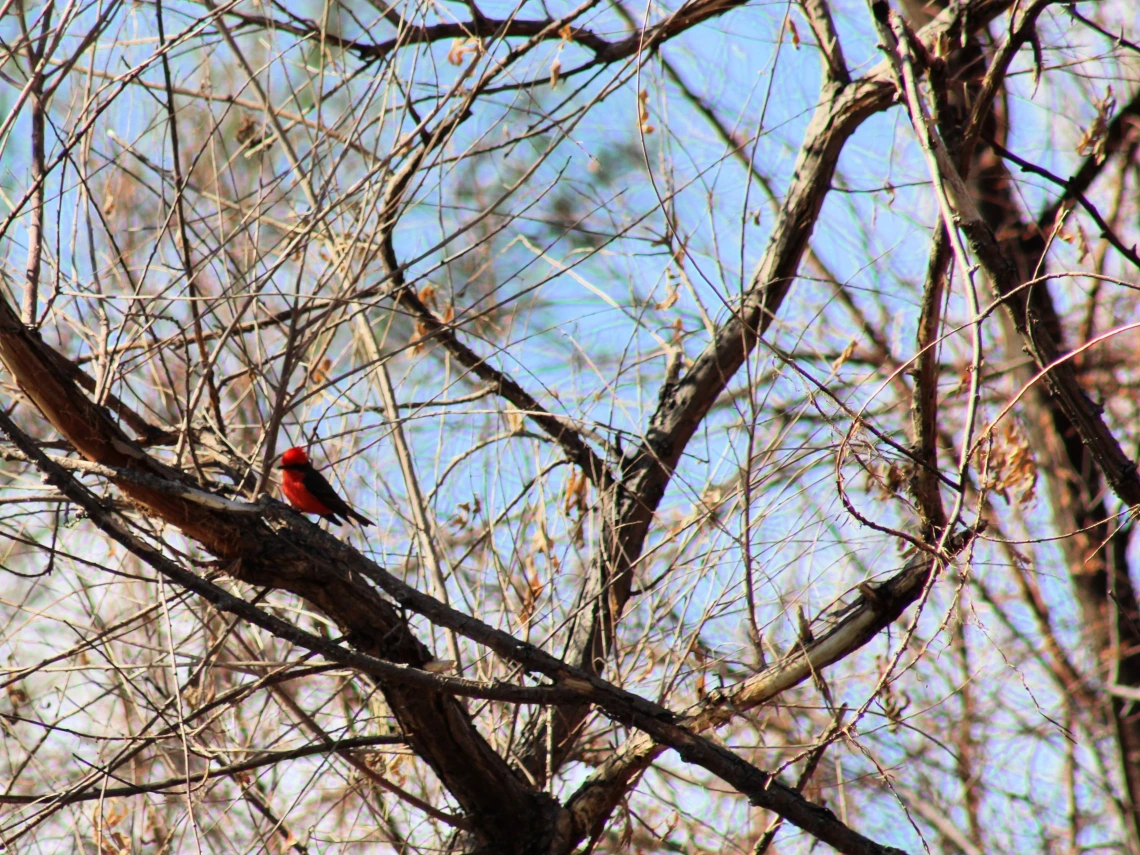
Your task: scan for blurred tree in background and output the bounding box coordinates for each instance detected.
[0,0,1138,851]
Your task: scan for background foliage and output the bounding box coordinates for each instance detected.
[1,0,1139,852]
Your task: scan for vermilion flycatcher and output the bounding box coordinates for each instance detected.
[278,446,374,527]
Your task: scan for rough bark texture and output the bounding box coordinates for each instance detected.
[516,0,1019,789]
[0,293,558,853]
[7,0,1137,852]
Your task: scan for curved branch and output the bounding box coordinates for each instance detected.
[0,291,561,853]
[0,328,912,855]
[518,0,1018,786]
[562,526,981,850]
[227,0,757,67]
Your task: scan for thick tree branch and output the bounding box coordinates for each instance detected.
[519,0,1018,785]
[228,0,760,69]
[344,522,928,855]
[562,527,981,850]
[0,291,560,853]
[0,284,904,854]
[874,11,1140,845]
[0,347,911,855]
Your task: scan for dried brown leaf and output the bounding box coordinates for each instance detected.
[985,421,1038,504]
[563,469,588,517]
[447,38,480,66]
[655,282,679,310]
[788,17,801,48]
[831,339,857,373]
[1077,87,1115,164]
[638,88,654,134]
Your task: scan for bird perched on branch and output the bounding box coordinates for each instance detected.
[278,446,374,527]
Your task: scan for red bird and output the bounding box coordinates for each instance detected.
[278,446,374,527]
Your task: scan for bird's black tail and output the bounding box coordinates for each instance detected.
[346,508,375,527]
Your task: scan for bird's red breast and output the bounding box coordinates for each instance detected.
[280,467,337,515]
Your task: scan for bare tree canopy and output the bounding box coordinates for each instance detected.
[1,0,1139,852]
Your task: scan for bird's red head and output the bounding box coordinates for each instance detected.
[280,446,310,468]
